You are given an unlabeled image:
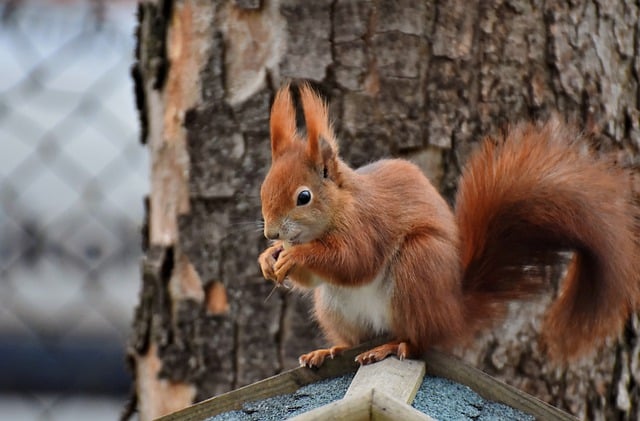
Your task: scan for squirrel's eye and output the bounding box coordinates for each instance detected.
[296,190,312,206]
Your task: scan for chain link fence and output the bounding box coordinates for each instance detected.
[0,1,144,419]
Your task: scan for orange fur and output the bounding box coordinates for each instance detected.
[258,84,640,367]
[269,82,297,159]
[298,83,338,158]
[457,120,640,360]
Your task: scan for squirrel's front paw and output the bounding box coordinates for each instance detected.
[273,249,297,283]
[258,244,283,282]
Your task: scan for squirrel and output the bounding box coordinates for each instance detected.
[258,82,640,368]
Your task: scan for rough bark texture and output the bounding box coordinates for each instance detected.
[128,1,640,420]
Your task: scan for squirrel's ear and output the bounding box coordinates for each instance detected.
[299,83,337,159]
[269,84,296,160]
[318,136,339,181]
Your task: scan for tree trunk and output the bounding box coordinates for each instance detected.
[128,1,640,420]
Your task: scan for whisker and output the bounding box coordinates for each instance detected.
[228,221,261,227]
[263,282,292,303]
[227,219,264,228]
[218,226,265,236]
[264,285,279,303]
[221,219,266,236]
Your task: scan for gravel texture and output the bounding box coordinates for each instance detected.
[207,373,534,420]
[413,376,534,421]
[208,373,355,421]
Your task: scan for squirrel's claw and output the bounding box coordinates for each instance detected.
[258,244,283,282]
[273,249,296,283]
[299,346,347,368]
[355,341,416,365]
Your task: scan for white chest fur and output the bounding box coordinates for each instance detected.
[317,270,394,335]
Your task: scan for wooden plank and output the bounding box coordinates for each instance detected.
[292,389,435,421]
[156,341,384,421]
[289,390,373,421]
[423,350,577,421]
[371,390,436,421]
[157,339,576,421]
[345,357,426,403]
[294,357,427,420]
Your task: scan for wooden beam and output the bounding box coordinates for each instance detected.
[371,390,436,421]
[345,357,426,403]
[290,389,435,421]
[289,390,372,421]
[157,340,577,421]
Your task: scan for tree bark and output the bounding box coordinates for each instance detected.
[128,1,640,420]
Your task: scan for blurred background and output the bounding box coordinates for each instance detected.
[0,0,145,419]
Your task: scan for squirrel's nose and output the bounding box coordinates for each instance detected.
[264,227,280,240]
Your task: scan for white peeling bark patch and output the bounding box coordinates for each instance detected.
[136,344,197,421]
[220,1,286,105]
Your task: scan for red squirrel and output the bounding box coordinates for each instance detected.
[258,83,640,368]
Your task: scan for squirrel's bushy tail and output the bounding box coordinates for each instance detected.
[455,118,640,361]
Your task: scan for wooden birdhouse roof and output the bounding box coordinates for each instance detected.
[158,343,576,421]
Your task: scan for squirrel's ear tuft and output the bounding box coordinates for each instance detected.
[299,83,337,162]
[319,136,340,181]
[270,84,296,160]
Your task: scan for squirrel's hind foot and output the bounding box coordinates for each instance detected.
[299,345,348,368]
[355,341,418,365]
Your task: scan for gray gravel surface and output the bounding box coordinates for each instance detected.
[207,373,535,420]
